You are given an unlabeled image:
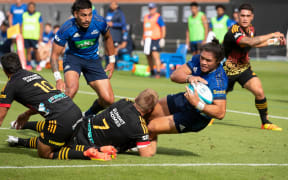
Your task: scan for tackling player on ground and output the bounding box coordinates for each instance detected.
[50,0,115,116]
[147,39,228,153]
[222,4,286,131]
[0,53,114,160]
[8,89,158,158]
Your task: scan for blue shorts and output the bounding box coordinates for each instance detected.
[24,39,38,49]
[150,39,161,52]
[63,54,108,83]
[189,41,202,53]
[167,92,210,133]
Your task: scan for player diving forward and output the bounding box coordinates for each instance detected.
[0,53,116,160]
[51,0,115,116]
[8,89,159,158]
[222,3,286,130]
[147,39,228,153]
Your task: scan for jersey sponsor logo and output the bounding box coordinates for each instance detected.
[22,74,42,83]
[110,108,125,127]
[73,32,81,38]
[74,39,96,49]
[91,30,99,35]
[87,118,95,144]
[213,90,226,95]
[48,93,68,104]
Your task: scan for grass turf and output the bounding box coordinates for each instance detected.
[0,60,288,180]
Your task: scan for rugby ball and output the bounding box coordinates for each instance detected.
[188,82,213,104]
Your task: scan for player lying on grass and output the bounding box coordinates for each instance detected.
[147,39,228,153]
[8,89,159,158]
[0,53,115,160]
[222,3,286,131]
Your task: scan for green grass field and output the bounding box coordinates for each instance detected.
[0,60,288,180]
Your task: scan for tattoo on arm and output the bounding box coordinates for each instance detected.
[50,57,59,72]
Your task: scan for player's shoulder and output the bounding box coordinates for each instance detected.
[58,18,76,35]
[92,14,106,24]
[229,24,241,34]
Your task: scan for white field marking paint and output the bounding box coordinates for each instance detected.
[0,80,286,121]
[0,163,288,169]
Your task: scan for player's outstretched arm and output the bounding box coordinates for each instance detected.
[103,30,115,79]
[50,42,66,92]
[184,87,226,119]
[239,32,285,47]
[138,142,156,157]
[15,109,38,129]
[170,64,207,84]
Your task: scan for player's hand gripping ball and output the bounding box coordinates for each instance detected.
[188,82,213,104]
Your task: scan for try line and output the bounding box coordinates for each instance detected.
[1,163,288,169]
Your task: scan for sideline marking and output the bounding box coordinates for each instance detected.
[0,163,288,169]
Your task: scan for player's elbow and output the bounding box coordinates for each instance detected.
[215,110,226,120]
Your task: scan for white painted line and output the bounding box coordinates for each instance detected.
[0,163,288,169]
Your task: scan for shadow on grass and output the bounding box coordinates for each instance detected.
[215,121,259,130]
[122,147,199,157]
[0,146,38,158]
[269,98,288,104]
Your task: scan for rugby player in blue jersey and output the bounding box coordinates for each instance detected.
[50,0,115,116]
[147,39,228,152]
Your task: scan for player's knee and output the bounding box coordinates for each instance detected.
[100,94,114,106]
[254,89,265,99]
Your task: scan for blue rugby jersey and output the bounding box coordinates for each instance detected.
[54,14,109,60]
[187,54,228,100]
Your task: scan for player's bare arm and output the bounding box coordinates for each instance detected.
[184,86,226,119]
[138,142,156,157]
[15,109,38,129]
[0,107,8,126]
[239,32,285,47]
[170,64,208,84]
[201,15,209,43]
[103,30,115,79]
[50,42,66,91]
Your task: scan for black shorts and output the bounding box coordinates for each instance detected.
[39,105,82,149]
[63,54,108,83]
[24,39,38,49]
[167,92,211,133]
[227,67,257,92]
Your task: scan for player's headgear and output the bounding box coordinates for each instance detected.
[200,38,224,63]
[135,89,159,114]
[71,0,92,15]
[239,3,254,13]
[1,53,22,74]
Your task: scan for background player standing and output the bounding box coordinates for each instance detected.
[50,0,115,116]
[223,3,286,131]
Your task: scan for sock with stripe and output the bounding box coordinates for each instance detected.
[22,121,45,132]
[17,136,38,149]
[53,146,90,160]
[255,97,271,124]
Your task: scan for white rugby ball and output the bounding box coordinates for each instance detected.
[188,82,213,104]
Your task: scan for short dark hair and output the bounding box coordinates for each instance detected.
[239,3,254,13]
[28,2,36,7]
[1,53,22,74]
[53,24,60,29]
[216,4,225,10]
[200,38,224,63]
[135,89,159,114]
[71,0,92,15]
[190,2,198,7]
